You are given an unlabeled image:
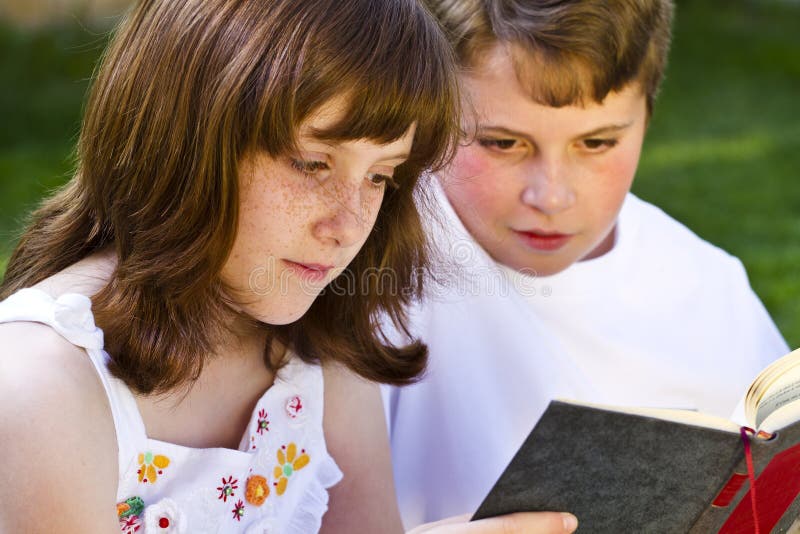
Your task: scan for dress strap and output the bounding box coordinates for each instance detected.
[0,288,147,477]
[0,288,104,349]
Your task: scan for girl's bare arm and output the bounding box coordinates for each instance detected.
[0,322,120,533]
[320,364,578,534]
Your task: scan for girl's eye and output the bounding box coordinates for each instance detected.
[366,172,398,189]
[290,158,329,175]
[582,138,618,151]
[477,138,519,150]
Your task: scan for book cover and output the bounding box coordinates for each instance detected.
[472,400,800,533]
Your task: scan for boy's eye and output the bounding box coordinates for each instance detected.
[477,138,519,150]
[366,172,398,189]
[582,138,618,150]
[290,158,329,175]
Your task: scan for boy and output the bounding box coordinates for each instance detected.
[384,0,789,528]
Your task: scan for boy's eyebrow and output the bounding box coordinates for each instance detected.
[476,125,533,143]
[476,121,634,141]
[575,121,634,138]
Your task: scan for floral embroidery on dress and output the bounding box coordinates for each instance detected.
[245,475,270,506]
[119,514,142,534]
[118,496,145,519]
[137,451,170,484]
[143,498,186,533]
[117,497,145,533]
[284,396,304,419]
[256,409,270,435]
[272,443,310,496]
[232,499,246,521]
[217,475,239,502]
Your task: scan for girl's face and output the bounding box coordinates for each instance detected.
[441,45,647,277]
[222,100,415,324]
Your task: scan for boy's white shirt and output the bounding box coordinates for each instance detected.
[383,179,789,528]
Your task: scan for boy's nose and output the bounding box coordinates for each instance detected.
[520,167,576,215]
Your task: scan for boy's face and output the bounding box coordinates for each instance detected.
[441,45,648,276]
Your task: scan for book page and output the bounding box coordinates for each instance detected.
[758,398,800,433]
[745,347,800,428]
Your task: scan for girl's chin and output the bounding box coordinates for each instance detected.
[245,300,317,326]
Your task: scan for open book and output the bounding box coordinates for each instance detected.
[472,347,800,533]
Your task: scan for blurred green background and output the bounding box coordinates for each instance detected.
[0,0,799,346]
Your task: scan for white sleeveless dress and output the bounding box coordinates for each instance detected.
[0,288,343,533]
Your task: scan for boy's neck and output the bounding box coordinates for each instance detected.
[581,224,618,262]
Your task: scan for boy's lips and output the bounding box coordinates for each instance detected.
[512,229,573,252]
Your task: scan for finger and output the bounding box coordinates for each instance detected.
[471,512,578,534]
[411,512,578,534]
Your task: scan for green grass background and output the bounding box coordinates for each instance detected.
[1,1,799,345]
[633,0,800,347]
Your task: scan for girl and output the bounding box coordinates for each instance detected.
[0,0,574,533]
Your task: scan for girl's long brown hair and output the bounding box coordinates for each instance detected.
[1,0,460,393]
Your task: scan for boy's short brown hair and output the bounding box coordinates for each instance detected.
[426,0,674,113]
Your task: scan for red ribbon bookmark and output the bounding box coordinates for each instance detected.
[740,427,761,534]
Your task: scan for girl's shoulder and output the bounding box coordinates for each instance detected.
[0,318,113,445]
[0,318,120,531]
[0,250,117,428]
[0,313,109,405]
[0,253,120,530]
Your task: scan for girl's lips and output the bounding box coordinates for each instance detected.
[283,260,334,282]
[513,229,573,252]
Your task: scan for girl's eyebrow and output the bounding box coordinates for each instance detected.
[299,136,411,163]
[379,150,411,162]
[299,134,336,148]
